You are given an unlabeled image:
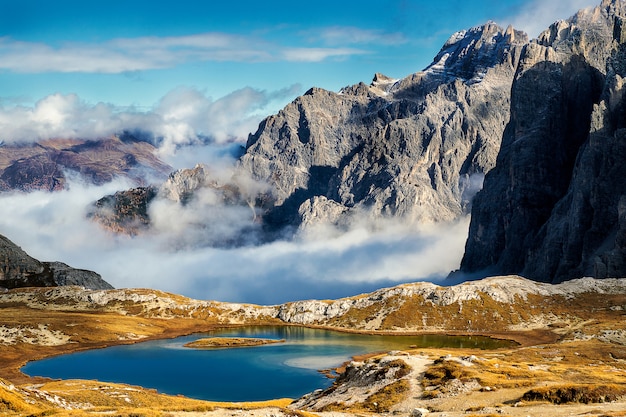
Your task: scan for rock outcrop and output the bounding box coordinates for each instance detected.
[88,186,157,236]
[0,234,112,290]
[460,0,626,282]
[89,163,271,243]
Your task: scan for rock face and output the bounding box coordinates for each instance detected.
[241,23,527,231]
[89,164,270,242]
[460,0,626,282]
[0,134,171,192]
[0,234,112,290]
[88,186,157,236]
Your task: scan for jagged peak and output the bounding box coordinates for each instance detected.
[536,0,626,46]
[423,21,527,83]
[372,72,395,84]
[369,73,399,95]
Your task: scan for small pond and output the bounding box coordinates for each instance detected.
[23,326,514,401]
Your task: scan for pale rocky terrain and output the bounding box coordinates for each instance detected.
[2,275,624,334]
[0,275,625,417]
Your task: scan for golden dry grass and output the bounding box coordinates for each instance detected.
[522,383,626,404]
[1,284,625,416]
[0,377,295,417]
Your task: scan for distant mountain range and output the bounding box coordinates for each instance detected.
[0,133,170,192]
[3,0,626,286]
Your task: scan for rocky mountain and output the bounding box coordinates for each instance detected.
[0,233,112,290]
[241,23,526,232]
[92,22,527,238]
[460,0,626,282]
[0,133,171,192]
[89,163,271,244]
[88,0,626,286]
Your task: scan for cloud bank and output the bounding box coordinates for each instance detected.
[0,85,300,162]
[0,176,469,304]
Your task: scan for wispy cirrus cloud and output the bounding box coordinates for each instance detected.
[281,47,368,62]
[311,26,408,46]
[0,28,373,74]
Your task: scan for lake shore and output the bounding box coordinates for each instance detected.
[2,281,626,417]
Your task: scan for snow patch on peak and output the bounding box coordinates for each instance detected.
[423,21,527,84]
[370,72,399,95]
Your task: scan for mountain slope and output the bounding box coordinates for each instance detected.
[0,134,171,192]
[460,0,626,282]
[0,234,112,290]
[241,23,526,232]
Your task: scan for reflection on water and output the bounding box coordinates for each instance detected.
[284,355,353,370]
[23,326,514,402]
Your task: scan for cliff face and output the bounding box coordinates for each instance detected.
[460,0,626,282]
[0,234,112,290]
[241,23,527,231]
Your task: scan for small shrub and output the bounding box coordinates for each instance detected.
[422,360,468,387]
[522,384,626,404]
[363,379,411,412]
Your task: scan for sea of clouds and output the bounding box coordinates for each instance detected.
[0,85,473,304]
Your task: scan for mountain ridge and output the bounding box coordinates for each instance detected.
[0,134,171,192]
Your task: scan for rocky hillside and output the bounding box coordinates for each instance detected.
[460,0,626,282]
[0,133,171,192]
[0,234,112,290]
[4,275,624,339]
[1,276,626,416]
[91,23,526,238]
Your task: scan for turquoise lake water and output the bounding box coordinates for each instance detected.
[22,326,513,401]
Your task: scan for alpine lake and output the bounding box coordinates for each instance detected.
[23,326,515,402]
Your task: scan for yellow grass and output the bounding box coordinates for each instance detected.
[1,285,626,416]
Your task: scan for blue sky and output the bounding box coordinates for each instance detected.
[0,0,598,113]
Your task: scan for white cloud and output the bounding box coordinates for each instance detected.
[281,47,369,62]
[0,27,378,74]
[312,27,408,46]
[503,0,599,37]
[0,85,301,162]
[0,177,470,304]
